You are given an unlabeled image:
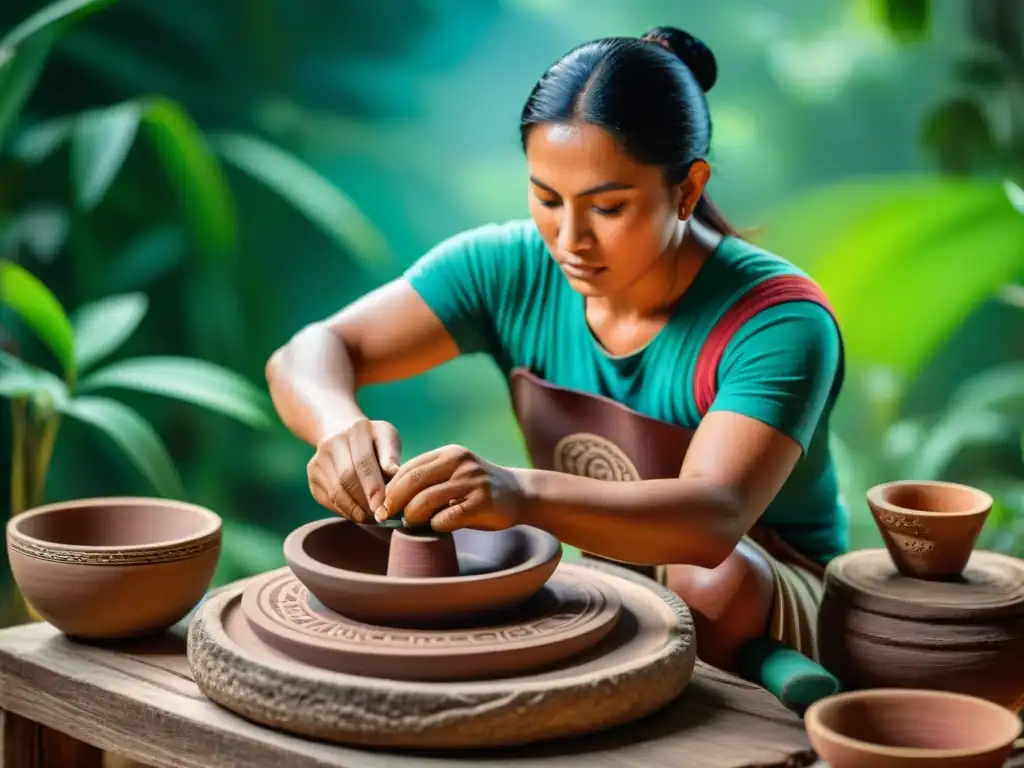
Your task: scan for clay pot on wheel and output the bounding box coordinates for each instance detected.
[867,480,992,580]
[817,548,1024,710]
[805,689,1021,768]
[7,497,221,639]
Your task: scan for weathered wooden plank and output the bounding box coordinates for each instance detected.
[0,619,814,768]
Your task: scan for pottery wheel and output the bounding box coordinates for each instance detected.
[825,548,1024,620]
[241,567,622,682]
[187,560,697,749]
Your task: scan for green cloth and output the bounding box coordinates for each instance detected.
[405,219,848,564]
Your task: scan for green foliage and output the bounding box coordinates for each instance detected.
[868,0,930,43]
[0,257,270,506]
[211,133,393,271]
[759,176,1024,382]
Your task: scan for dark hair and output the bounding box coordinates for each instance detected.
[519,26,737,237]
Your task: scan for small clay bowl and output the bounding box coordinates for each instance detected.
[7,497,221,640]
[866,480,992,580]
[805,689,1021,768]
[284,518,562,626]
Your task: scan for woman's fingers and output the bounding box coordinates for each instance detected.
[347,419,388,519]
[429,488,489,533]
[324,438,372,523]
[372,421,403,477]
[384,452,459,517]
[402,478,478,527]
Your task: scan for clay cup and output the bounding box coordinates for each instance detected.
[7,497,221,640]
[805,688,1021,768]
[866,480,992,580]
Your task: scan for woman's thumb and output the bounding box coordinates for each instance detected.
[373,421,402,475]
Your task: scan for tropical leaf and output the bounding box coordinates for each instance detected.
[71,101,140,209]
[78,355,272,427]
[0,355,66,407]
[765,176,1024,380]
[71,292,147,371]
[60,394,183,497]
[0,366,43,397]
[0,0,120,148]
[141,98,236,262]
[869,0,930,43]
[0,0,119,54]
[0,31,52,152]
[210,132,393,269]
[0,259,75,382]
[10,97,237,261]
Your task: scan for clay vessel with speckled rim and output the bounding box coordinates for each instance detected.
[7,497,221,639]
[284,518,561,626]
[805,689,1021,768]
[867,480,992,580]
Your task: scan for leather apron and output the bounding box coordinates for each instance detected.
[509,274,839,581]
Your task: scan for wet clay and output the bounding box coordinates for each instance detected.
[805,689,1022,768]
[386,529,460,579]
[6,497,221,639]
[187,559,697,749]
[817,548,1024,710]
[283,519,562,626]
[867,480,992,580]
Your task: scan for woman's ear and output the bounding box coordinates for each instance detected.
[677,160,711,219]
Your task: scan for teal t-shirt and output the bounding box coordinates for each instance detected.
[405,219,848,564]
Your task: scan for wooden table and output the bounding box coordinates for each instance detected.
[0,619,1021,768]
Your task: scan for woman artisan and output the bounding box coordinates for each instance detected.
[266,27,847,683]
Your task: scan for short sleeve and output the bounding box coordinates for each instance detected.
[708,302,842,453]
[403,220,535,357]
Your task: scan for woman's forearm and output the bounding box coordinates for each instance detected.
[265,323,367,446]
[515,469,745,569]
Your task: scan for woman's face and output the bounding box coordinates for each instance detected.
[525,122,704,296]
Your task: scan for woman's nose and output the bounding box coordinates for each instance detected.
[557,211,592,253]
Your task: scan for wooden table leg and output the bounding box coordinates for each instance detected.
[1,709,103,767]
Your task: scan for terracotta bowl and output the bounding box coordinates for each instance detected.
[284,518,562,626]
[867,480,992,580]
[7,497,221,640]
[805,689,1021,768]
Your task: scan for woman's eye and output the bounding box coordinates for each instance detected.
[537,197,560,208]
[593,203,624,216]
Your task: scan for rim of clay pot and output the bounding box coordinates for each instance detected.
[866,479,993,518]
[6,496,222,553]
[283,518,561,584]
[805,688,1022,760]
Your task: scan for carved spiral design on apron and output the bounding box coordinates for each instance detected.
[552,433,640,482]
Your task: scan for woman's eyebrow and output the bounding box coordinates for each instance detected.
[529,176,635,196]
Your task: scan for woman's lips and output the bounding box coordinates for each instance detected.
[560,261,607,280]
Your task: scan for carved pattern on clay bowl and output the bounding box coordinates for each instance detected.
[284,519,562,626]
[241,567,622,681]
[553,432,640,482]
[866,480,992,580]
[187,560,698,749]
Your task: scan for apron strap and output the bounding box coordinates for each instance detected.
[693,274,837,417]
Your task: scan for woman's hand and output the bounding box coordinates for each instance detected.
[381,445,527,532]
[307,419,402,524]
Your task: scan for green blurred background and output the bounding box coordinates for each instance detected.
[0,0,1022,623]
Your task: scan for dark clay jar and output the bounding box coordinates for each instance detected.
[817,548,1024,712]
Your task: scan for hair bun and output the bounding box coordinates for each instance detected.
[641,26,717,93]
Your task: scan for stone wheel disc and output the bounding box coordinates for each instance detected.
[187,560,696,749]
[241,567,622,682]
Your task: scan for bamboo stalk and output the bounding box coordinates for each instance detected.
[31,414,60,508]
[9,398,28,516]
